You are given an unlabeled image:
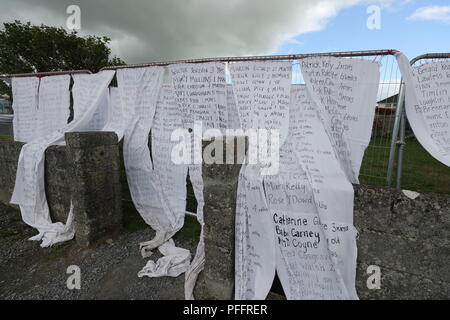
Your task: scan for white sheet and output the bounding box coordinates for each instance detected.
[229,61,292,145]
[230,61,292,299]
[72,74,110,131]
[36,75,71,138]
[10,71,115,247]
[102,87,125,140]
[265,85,357,300]
[301,57,380,183]
[169,62,227,299]
[11,77,40,143]
[396,53,450,166]
[117,67,191,279]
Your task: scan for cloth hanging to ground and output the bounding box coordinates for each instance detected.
[264,84,358,300]
[10,71,115,247]
[117,67,191,279]
[138,85,191,278]
[232,57,379,300]
[396,53,450,167]
[169,62,228,299]
[11,77,39,143]
[229,60,292,300]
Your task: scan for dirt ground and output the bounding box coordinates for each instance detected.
[0,202,199,300]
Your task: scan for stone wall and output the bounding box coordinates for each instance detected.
[0,141,71,222]
[354,186,450,299]
[0,132,123,247]
[199,143,450,300]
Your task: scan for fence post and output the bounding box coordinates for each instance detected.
[386,81,405,186]
[396,108,406,189]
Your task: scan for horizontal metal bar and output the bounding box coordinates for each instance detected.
[0,50,399,78]
[0,69,92,79]
[101,49,400,71]
[410,53,450,65]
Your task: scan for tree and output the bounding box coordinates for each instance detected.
[0,20,125,96]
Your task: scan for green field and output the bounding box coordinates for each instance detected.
[0,134,11,141]
[360,137,450,194]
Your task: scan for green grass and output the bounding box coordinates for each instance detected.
[360,137,450,194]
[0,134,11,141]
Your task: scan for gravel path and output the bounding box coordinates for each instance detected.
[0,203,198,300]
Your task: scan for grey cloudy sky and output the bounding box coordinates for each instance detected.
[1,0,392,64]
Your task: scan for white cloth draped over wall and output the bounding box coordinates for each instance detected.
[117,67,191,280]
[138,85,191,279]
[232,58,379,300]
[300,57,380,183]
[396,53,450,166]
[36,75,71,138]
[229,60,292,300]
[11,77,40,143]
[10,71,115,247]
[264,85,358,299]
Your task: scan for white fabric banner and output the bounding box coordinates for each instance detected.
[226,84,241,130]
[11,77,39,143]
[36,75,71,138]
[231,61,292,300]
[229,61,292,145]
[235,164,276,300]
[10,71,115,247]
[301,57,380,183]
[72,74,110,131]
[138,85,191,278]
[169,62,227,299]
[264,85,358,300]
[102,87,126,140]
[396,53,450,166]
[117,67,191,279]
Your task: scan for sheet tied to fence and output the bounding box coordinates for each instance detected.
[117,67,191,279]
[10,71,115,247]
[169,62,228,299]
[229,61,292,299]
[36,75,71,138]
[232,58,379,300]
[396,53,450,166]
[11,77,39,143]
[72,74,110,131]
[300,57,380,183]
